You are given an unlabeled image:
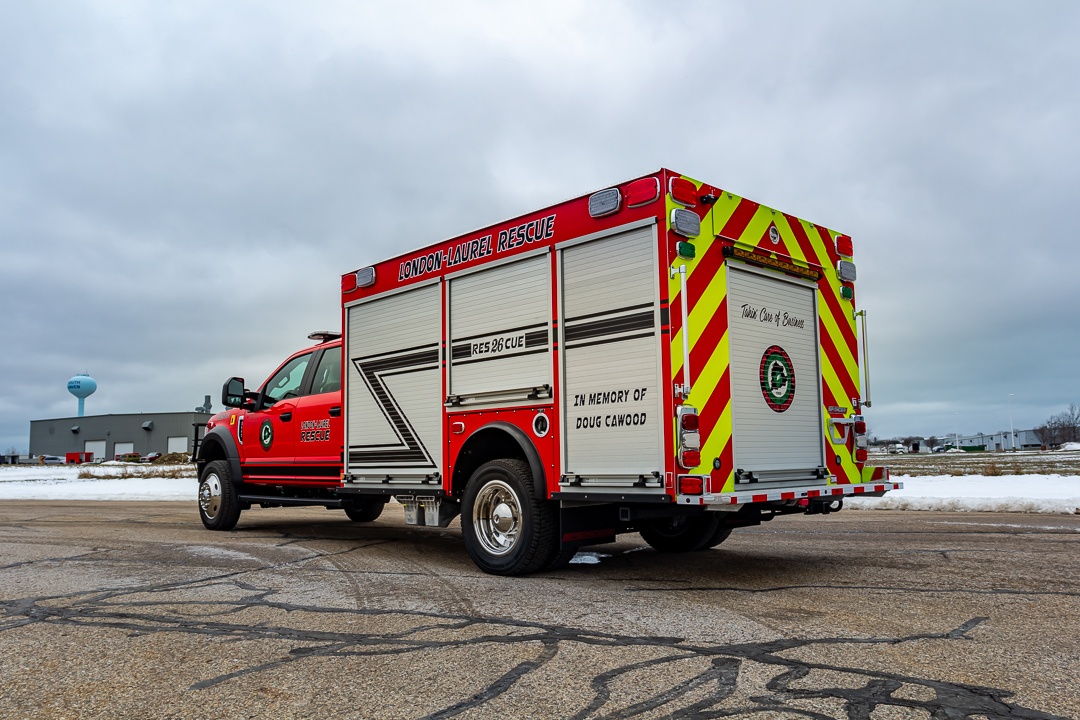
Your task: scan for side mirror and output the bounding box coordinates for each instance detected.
[222,377,247,408]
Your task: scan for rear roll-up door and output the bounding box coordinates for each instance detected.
[727,265,824,480]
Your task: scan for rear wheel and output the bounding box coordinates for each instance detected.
[198,460,241,531]
[702,523,733,549]
[461,459,556,576]
[638,513,721,553]
[343,498,386,523]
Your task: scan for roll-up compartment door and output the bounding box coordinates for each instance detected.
[345,284,441,477]
[561,226,663,480]
[448,254,550,403]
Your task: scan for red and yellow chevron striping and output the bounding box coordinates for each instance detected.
[666,172,874,491]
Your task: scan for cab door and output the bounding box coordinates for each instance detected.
[241,351,313,483]
[290,343,343,486]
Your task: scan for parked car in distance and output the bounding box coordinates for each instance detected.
[141,452,162,463]
[39,455,64,465]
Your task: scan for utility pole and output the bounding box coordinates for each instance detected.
[1008,393,1016,451]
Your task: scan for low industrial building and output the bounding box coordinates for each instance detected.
[953,429,1043,451]
[29,412,211,462]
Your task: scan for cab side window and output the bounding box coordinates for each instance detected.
[310,347,341,395]
[264,353,312,403]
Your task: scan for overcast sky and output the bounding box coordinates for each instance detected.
[2,1,1078,453]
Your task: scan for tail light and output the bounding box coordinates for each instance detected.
[676,405,700,469]
[678,476,703,495]
[852,415,868,463]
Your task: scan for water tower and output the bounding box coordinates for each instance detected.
[67,373,97,417]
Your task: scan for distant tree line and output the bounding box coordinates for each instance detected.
[1034,403,1080,448]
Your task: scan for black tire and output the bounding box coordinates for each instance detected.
[702,523,733,549]
[540,543,579,571]
[343,498,386,523]
[198,460,241,531]
[461,459,556,576]
[638,513,721,553]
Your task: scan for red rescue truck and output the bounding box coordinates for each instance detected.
[197,169,899,575]
[196,333,388,528]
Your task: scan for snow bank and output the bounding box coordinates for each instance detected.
[845,474,1080,514]
[0,465,195,501]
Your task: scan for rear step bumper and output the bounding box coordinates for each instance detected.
[679,481,904,507]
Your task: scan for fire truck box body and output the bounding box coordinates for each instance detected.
[340,169,897,575]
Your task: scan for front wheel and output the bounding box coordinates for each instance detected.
[638,513,721,553]
[198,460,241,531]
[461,459,556,576]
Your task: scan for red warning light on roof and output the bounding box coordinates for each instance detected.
[836,234,853,257]
[625,177,660,207]
[669,177,698,207]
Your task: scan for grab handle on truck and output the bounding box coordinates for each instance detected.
[856,309,872,408]
[670,264,691,399]
[828,417,853,445]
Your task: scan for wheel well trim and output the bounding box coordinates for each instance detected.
[461,421,546,498]
[198,426,242,485]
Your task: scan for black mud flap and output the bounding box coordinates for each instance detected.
[557,503,621,554]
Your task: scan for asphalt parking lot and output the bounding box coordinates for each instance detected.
[1,501,1077,719]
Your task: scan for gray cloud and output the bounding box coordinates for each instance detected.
[2,1,1078,452]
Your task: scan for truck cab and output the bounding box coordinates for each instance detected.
[194,331,384,530]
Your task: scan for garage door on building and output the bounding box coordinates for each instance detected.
[167,436,188,454]
[727,265,824,483]
[113,442,134,459]
[84,440,106,462]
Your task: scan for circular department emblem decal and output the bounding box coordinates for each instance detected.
[759,345,796,412]
[259,419,274,450]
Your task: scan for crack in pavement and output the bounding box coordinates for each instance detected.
[625,583,1080,598]
[0,579,1067,719]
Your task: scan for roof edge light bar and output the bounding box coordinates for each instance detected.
[588,187,621,217]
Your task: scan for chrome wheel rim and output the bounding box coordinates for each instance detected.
[199,473,223,520]
[472,479,521,557]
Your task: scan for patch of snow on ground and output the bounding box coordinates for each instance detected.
[845,474,1080,514]
[0,465,194,501]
